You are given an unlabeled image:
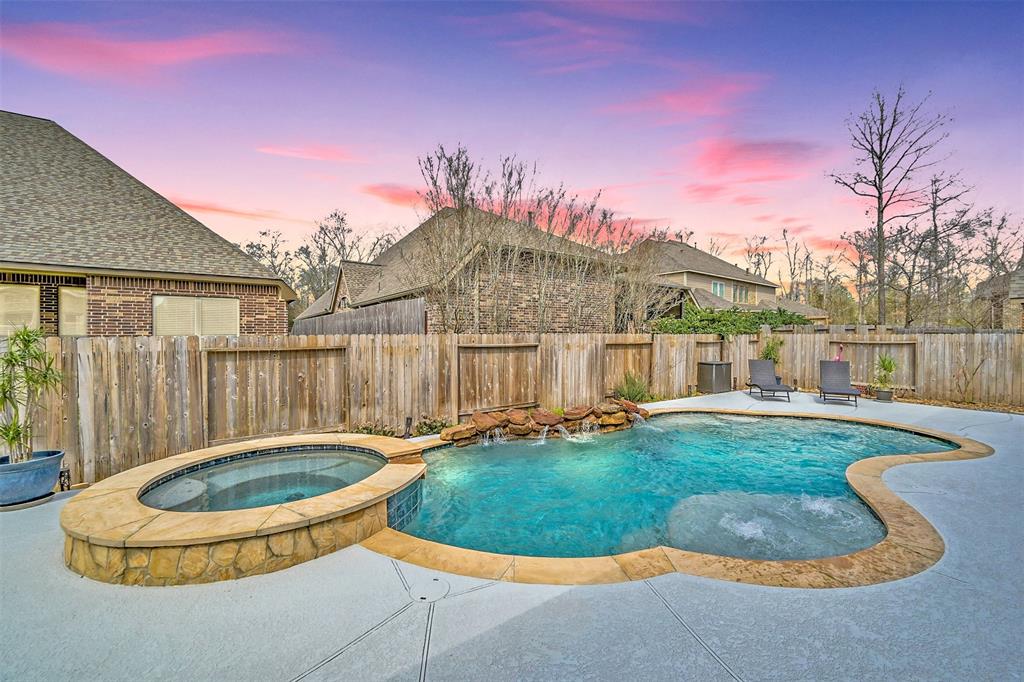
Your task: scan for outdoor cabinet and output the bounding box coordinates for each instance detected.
[697,361,732,394]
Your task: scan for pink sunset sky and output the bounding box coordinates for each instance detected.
[1,1,1022,268]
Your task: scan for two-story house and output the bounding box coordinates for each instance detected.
[635,239,829,323]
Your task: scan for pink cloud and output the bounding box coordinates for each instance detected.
[257,144,359,162]
[170,196,305,223]
[362,183,423,208]
[753,214,775,222]
[684,183,729,202]
[559,1,705,23]
[694,137,822,180]
[0,22,296,83]
[605,74,766,121]
[732,194,766,206]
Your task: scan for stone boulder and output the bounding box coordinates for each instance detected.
[506,422,533,436]
[440,423,477,442]
[615,398,640,413]
[562,406,592,421]
[506,409,530,426]
[471,411,500,432]
[598,411,627,426]
[487,410,510,427]
[595,401,622,415]
[531,409,564,426]
[454,436,481,447]
[636,407,651,419]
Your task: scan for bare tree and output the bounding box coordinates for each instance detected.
[778,228,809,301]
[744,235,773,279]
[240,229,299,290]
[830,86,951,323]
[840,229,874,324]
[887,174,975,325]
[705,237,727,257]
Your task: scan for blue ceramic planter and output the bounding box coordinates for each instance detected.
[0,450,64,506]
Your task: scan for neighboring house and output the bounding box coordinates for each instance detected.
[633,239,830,323]
[0,111,296,337]
[976,268,1024,329]
[297,207,616,333]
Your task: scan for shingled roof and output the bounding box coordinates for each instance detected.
[635,239,778,288]
[344,207,610,307]
[0,111,295,299]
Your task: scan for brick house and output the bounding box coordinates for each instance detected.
[0,111,295,337]
[634,239,830,323]
[297,207,616,333]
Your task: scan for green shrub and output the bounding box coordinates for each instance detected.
[874,354,897,390]
[412,416,451,437]
[350,422,397,437]
[651,304,810,338]
[552,407,565,417]
[759,336,784,365]
[613,372,654,403]
[0,326,63,463]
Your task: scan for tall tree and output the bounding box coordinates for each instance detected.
[830,86,950,323]
[743,235,773,279]
[295,211,395,301]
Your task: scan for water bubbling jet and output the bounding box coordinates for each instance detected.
[531,425,549,446]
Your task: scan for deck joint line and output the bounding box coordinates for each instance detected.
[645,581,743,681]
[445,582,496,600]
[289,602,414,681]
[392,558,411,591]
[419,602,435,682]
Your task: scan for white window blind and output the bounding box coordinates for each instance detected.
[58,287,88,336]
[0,284,40,336]
[198,297,240,335]
[153,295,240,336]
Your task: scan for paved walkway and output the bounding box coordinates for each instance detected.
[2,392,1021,681]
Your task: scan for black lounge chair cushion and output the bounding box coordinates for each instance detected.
[820,386,861,396]
[749,381,794,392]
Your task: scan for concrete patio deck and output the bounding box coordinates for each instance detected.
[2,391,1021,681]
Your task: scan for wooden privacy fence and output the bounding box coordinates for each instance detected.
[290,298,426,335]
[29,330,1021,485]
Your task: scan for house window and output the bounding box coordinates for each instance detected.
[0,284,40,335]
[59,287,88,336]
[711,281,726,298]
[153,296,239,336]
[733,285,749,303]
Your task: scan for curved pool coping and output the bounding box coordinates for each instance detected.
[60,433,426,585]
[361,408,993,588]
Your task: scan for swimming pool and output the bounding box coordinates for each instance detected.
[401,413,957,560]
[139,445,385,512]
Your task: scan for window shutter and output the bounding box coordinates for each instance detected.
[153,296,198,335]
[198,298,240,335]
[0,284,40,335]
[58,287,88,336]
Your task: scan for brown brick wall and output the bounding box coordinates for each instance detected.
[86,276,287,336]
[424,251,614,333]
[0,271,87,335]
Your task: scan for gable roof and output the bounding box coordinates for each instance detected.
[0,111,295,299]
[346,207,610,307]
[636,239,778,288]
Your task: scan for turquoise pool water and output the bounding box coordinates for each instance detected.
[139,447,385,512]
[402,413,956,560]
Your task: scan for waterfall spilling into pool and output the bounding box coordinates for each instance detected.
[402,413,956,560]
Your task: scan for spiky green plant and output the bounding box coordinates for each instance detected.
[613,372,653,403]
[874,353,897,391]
[0,327,63,463]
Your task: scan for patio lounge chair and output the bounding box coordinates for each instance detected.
[818,360,861,406]
[746,359,794,402]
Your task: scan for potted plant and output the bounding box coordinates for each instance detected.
[759,336,784,384]
[0,327,65,507]
[873,353,897,403]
